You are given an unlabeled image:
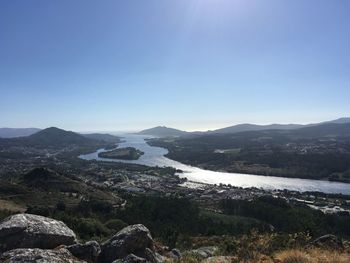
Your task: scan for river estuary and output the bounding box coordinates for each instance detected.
[79,134,350,195]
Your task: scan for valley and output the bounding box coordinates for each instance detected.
[0,126,349,262]
[148,123,350,183]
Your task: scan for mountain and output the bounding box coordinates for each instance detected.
[82,133,121,143]
[225,123,350,138]
[323,117,350,124]
[27,127,95,147]
[0,128,41,138]
[137,118,350,137]
[0,127,102,149]
[209,117,350,134]
[291,122,350,138]
[210,123,305,134]
[138,126,188,137]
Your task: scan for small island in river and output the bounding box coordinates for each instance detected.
[98,147,144,160]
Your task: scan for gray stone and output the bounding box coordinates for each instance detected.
[144,248,164,263]
[99,224,153,263]
[187,246,218,259]
[67,241,101,263]
[169,248,181,260]
[0,247,85,263]
[311,234,344,249]
[0,213,76,253]
[112,254,147,263]
[202,256,236,263]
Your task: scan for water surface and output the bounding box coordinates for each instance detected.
[79,134,350,195]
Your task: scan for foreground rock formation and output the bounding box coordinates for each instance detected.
[0,213,163,263]
[99,224,154,262]
[67,241,101,263]
[0,213,76,253]
[0,247,85,263]
[2,213,346,263]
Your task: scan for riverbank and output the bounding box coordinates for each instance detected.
[147,136,350,184]
[1,149,349,259]
[79,134,350,195]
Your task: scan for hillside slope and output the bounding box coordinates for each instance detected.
[0,128,41,138]
[139,126,188,137]
[0,127,105,149]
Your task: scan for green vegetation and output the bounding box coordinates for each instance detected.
[221,196,350,237]
[1,168,349,262]
[6,192,347,248]
[98,147,144,160]
[0,168,121,213]
[148,130,350,182]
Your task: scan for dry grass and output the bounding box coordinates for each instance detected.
[0,199,26,212]
[172,232,349,263]
[274,249,312,263]
[274,248,350,263]
[175,248,350,263]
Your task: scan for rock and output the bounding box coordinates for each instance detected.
[0,213,76,253]
[186,246,218,259]
[154,253,164,263]
[144,248,164,263]
[112,254,147,263]
[99,224,154,263]
[311,234,344,249]
[202,256,237,263]
[169,248,181,260]
[67,241,101,263]
[0,247,85,262]
[114,174,129,183]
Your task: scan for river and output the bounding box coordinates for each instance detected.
[79,134,350,195]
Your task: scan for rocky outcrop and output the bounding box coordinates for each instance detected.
[144,248,164,263]
[311,234,344,249]
[185,246,218,260]
[202,256,237,263]
[0,247,85,263]
[168,248,181,260]
[99,224,154,263]
[0,213,76,253]
[112,254,147,263]
[67,241,101,263]
[0,214,165,263]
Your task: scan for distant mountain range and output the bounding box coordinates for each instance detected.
[138,126,188,137]
[138,117,350,137]
[0,127,118,148]
[290,122,350,138]
[208,117,350,134]
[2,117,350,140]
[0,128,41,138]
[0,127,120,147]
[81,133,121,143]
[27,127,94,147]
[209,123,304,134]
[322,117,350,124]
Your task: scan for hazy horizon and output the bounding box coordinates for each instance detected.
[1,0,349,131]
[1,116,350,134]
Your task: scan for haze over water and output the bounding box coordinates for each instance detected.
[80,134,350,195]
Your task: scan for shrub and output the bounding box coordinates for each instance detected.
[104,219,128,233]
[76,218,109,241]
[56,201,66,211]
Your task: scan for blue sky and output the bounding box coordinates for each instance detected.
[1,0,349,131]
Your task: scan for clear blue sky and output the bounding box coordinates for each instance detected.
[1,0,349,131]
